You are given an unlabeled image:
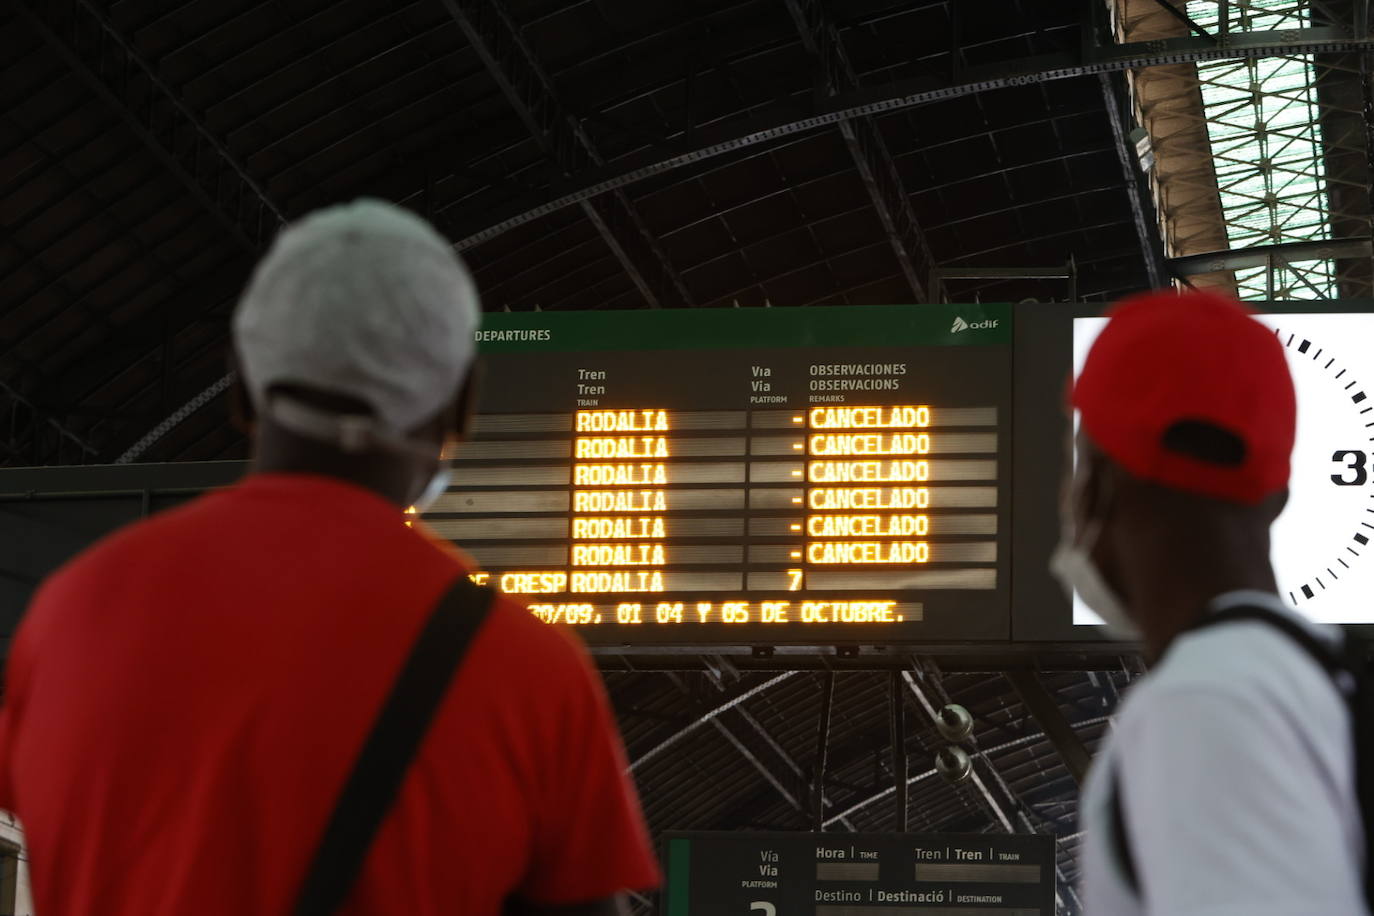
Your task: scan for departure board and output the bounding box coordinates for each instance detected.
[663,830,1056,914]
[420,304,1012,646]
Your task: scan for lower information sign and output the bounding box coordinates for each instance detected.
[663,831,1056,915]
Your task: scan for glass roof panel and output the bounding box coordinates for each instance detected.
[1187,0,1335,299]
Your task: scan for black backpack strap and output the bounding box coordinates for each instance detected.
[293,576,495,916]
[1107,764,1141,897]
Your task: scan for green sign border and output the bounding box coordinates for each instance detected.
[474,303,1012,353]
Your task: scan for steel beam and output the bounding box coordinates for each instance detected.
[929,262,1078,302]
[438,0,692,309]
[11,0,284,254]
[625,671,796,773]
[0,379,97,462]
[1098,73,1168,289]
[1170,237,1373,277]
[812,671,835,831]
[889,671,908,831]
[1005,671,1092,786]
[1147,0,1216,41]
[0,110,248,453]
[446,27,1374,251]
[658,672,809,816]
[10,0,286,464]
[696,665,857,831]
[783,0,934,299]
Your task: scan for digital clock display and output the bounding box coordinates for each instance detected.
[425,304,1013,645]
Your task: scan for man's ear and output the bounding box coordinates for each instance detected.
[227,352,256,434]
[228,375,256,435]
[1075,439,1113,525]
[1262,487,1289,524]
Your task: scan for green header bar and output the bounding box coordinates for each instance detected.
[474,303,1012,353]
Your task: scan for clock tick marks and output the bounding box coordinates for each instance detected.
[1278,327,1371,605]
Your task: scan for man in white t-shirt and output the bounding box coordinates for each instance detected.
[1056,290,1367,914]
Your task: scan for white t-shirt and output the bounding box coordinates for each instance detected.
[1079,590,1366,915]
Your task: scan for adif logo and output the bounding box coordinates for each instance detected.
[951,316,999,333]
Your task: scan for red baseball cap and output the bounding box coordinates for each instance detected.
[1072,289,1296,504]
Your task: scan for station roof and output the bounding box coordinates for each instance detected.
[3,3,1369,912]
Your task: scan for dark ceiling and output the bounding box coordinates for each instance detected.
[1,0,1154,467]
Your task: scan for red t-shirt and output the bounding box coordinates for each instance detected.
[0,473,658,914]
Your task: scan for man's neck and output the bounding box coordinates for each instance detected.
[1131,562,1278,660]
[254,429,415,509]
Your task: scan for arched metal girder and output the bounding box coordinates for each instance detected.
[439,0,694,309]
[448,27,1374,251]
[113,23,1374,463]
[783,0,936,299]
[11,0,285,255]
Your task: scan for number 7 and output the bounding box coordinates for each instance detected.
[787,569,803,591]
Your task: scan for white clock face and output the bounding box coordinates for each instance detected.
[1072,312,1374,625]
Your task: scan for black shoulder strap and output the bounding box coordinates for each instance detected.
[1108,765,1140,896]
[292,576,495,916]
[1111,604,1374,906]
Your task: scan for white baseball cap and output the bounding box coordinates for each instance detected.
[232,199,480,454]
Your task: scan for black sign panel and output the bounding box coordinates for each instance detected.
[433,304,1014,646]
[663,831,1056,915]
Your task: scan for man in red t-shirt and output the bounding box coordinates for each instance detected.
[0,199,658,914]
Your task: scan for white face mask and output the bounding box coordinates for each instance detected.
[410,464,452,515]
[1050,520,1139,640]
[1051,451,1141,640]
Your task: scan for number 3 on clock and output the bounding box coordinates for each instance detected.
[1332,450,1368,486]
